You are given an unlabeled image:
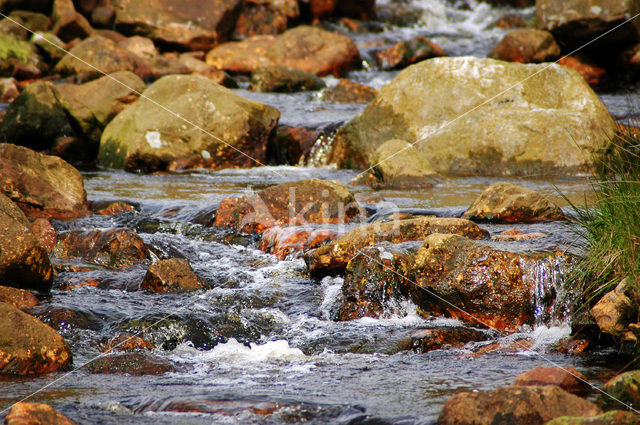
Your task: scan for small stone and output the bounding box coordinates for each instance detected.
[141,258,205,293]
[323,79,377,104]
[376,36,446,70]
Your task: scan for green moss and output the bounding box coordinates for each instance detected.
[0,33,34,63]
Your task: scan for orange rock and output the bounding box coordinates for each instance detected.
[100,333,156,353]
[96,201,134,216]
[259,226,341,259]
[514,366,591,396]
[31,218,58,253]
[141,258,205,292]
[558,55,608,90]
[376,36,445,70]
[323,79,377,104]
[0,286,39,310]
[5,402,77,425]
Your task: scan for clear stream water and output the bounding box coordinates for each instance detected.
[2,0,639,423]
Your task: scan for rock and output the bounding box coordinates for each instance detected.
[0,302,72,375]
[590,280,634,336]
[0,33,44,79]
[545,411,640,424]
[492,229,548,241]
[56,71,145,144]
[0,77,19,102]
[111,0,242,50]
[99,74,279,172]
[536,0,640,50]
[304,0,375,21]
[600,370,640,411]
[85,352,175,375]
[485,0,534,6]
[54,35,153,82]
[249,65,326,92]
[304,217,488,276]
[205,26,360,77]
[53,228,149,268]
[8,11,51,32]
[100,333,155,353]
[4,402,77,425]
[438,385,601,425]
[117,35,157,59]
[141,258,205,292]
[30,305,103,331]
[91,5,115,28]
[323,79,377,104]
[409,327,490,352]
[329,57,615,175]
[0,285,38,309]
[95,200,135,216]
[233,0,290,39]
[0,82,73,150]
[0,16,27,39]
[1,0,53,14]
[0,144,91,219]
[267,125,319,165]
[494,13,528,29]
[462,182,565,223]
[0,193,54,292]
[214,178,361,234]
[31,218,57,253]
[514,366,591,396]
[177,53,238,87]
[31,32,66,62]
[558,55,608,90]
[376,36,446,70]
[51,0,94,42]
[258,226,342,259]
[489,29,561,63]
[352,139,438,189]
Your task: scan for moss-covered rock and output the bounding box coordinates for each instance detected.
[0,33,43,78]
[600,370,640,412]
[544,411,640,425]
[99,74,280,172]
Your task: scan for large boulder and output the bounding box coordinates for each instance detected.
[536,0,640,50]
[4,402,77,425]
[0,194,54,292]
[0,144,90,219]
[304,217,489,276]
[328,57,616,176]
[111,0,242,51]
[215,178,361,233]
[205,25,360,77]
[57,71,145,144]
[0,302,72,375]
[438,385,601,425]
[489,28,561,63]
[462,182,565,223]
[99,74,280,172]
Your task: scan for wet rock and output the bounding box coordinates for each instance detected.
[514,366,591,396]
[54,35,153,82]
[205,26,360,77]
[376,36,446,70]
[258,226,342,259]
[0,285,38,310]
[95,200,135,216]
[30,304,104,332]
[0,33,44,79]
[489,29,561,63]
[99,74,279,172]
[322,79,377,104]
[352,139,438,189]
[462,182,565,223]
[558,55,608,90]
[233,0,292,39]
[267,125,319,165]
[0,302,72,375]
[57,71,145,144]
[0,193,54,292]
[31,218,57,253]
[215,178,361,234]
[590,280,634,336]
[141,258,205,293]
[100,333,155,353]
[54,228,149,268]
[249,65,326,92]
[85,352,175,375]
[0,82,73,150]
[0,77,19,102]
[492,229,548,241]
[409,327,490,352]
[438,385,601,425]
[51,0,94,42]
[4,402,77,425]
[91,5,115,28]
[304,0,375,21]
[31,32,66,62]
[536,0,640,50]
[305,217,488,276]
[545,411,640,424]
[176,53,238,87]
[600,370,640,411]
[329,57,615,175]
[0,143,91,219]
[111,0,242,51]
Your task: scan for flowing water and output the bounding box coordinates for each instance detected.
[2,0,639,423]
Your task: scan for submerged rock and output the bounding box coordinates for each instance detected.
[409,327,490,352]
[329,57,615,175]
[85,352,175,375]
[514,366,591,396]
[0,144,91,219]
[600,369,640,411]
[249,65,326,92]
[489,28,561,63]
[0,193,54,293]
[462,182,565,223]
[215,179,361,234]
[4,402,77,425]
[376,36,446,70]
[141,258,205,292]
[438,385,601,425]
[99,74,279,172]
[545,411,640,424]
[304,217,488,276]
[205,26,360,77]
[0,302,72,375]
